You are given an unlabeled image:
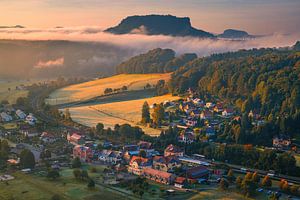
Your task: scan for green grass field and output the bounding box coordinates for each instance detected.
[0,79,45,104]
[0,168,128,200]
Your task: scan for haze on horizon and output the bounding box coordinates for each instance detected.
[0,0,300,35]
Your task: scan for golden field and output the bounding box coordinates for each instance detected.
[67,94,180,136]
[47,73,171,105]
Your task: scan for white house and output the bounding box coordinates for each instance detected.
[222,108,234,117]
[0,112,13,122]
[26,113,37,125]
[16,109,26,119]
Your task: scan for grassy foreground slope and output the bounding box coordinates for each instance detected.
[46,73,171,105]
[68,94,179,136]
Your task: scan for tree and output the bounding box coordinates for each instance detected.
[87,178,95,188]
[47,169,60,180]
[219,178,229,190]
[139,150,147,158]
[104,88,113,94]
[252,171,260,183]
[40,149,51,160]
[241,178,257,197]
[73,169,81,179]
[81,170,89,180]
[51,194,61,200]
[141,101,150,124]
[20,149,35,168]
[122,85,128,91]
[64,108,72,121]
[72,157,81,168]
[96,123,104,133]
[152,103,165,126]
[236,176,243,189]
[261,175,272,187]
[227,169,235,183]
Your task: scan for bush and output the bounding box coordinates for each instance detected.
[87,179,95,188]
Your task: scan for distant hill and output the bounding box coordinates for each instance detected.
[294,41,300,51]
[218,29,253,39]
[105,14,215,38]
[0,25,25,28]
[116,48,197,74]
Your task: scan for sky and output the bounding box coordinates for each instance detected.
[0,0,300,35]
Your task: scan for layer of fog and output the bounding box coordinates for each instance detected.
[0,27,299,79]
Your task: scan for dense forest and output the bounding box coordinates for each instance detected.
[116,48,197,74]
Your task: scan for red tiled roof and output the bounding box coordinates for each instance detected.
[130,156,150,165]
[165,144,183,153]
[143,168,173,179]
[175,177,186,184]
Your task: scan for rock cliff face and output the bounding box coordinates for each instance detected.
[105,15,214,38]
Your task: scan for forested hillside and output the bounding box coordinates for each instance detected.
[169,43,300,144]
[116,48,197,74]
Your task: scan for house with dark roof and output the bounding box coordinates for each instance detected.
[73,145,93,162]
[164,144,184,157]
[186,166,209,180]
[98,150,122,164]
[153,156,181,172]
[143,168,176,185]
[178,131,195,144]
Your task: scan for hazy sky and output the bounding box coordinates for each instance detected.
[0,0,300,34]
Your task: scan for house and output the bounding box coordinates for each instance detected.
[26,113,37,125]
[200,110,213,120]
[127,156,152,175]
[123,144,139,152]
[16,109,26,119]
[185,117,198,127]
[22,128,39,138]
[138,141,152,150]
[273,135,291,149]
[192,98,204,106]
[40,132,56,143]
[164,144,184,157]
[213,103,224,112]
[67,133,85,145]
[73,145,93,162]
[98,150,122,164]
[178,131,195,144]
[190,110,201,118]
[143,168,176,185]
[222,108,234,117]
[186,166,210,180]
[0,112,12,122]
[205,102,215,109]
[174,177,188,188]
[153,156,181,172]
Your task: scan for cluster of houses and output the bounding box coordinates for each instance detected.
[72,136,211,188]
[0,107,37,125]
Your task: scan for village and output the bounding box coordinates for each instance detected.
[0,90,299,199]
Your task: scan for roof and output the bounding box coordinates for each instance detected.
[71,133,82,140]
[224,108,234,113]
[138,141,152,149]
[153,155,179,164]
[143,168,173,179]
[165,144,183,154]
[130,156,151,166]
[74,145,90,152]
[41,132,54,138]
[175,177,186,184]
[186,166,209,177]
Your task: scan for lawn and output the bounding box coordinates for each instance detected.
[0,168,128,200]
[67,94,180,136]
[0,80,30,104]
[1,122,18,130]
[46,73,171,105]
